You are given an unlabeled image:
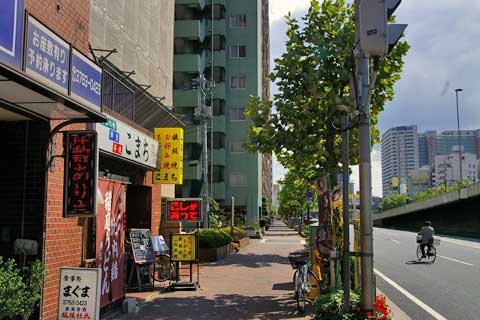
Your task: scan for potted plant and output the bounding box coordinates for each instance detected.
[198,229,233,262]
[259,218,268,234]
[220,226,249,248]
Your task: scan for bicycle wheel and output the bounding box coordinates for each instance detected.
[426,246,436,263]
[416,245,423,261]
[292,269,299,285]
[153,254,175,282]
[295,269,306,313]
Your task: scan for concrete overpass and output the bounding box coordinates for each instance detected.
[373,183,480,238]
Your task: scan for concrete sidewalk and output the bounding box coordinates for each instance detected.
[108,221,310,320]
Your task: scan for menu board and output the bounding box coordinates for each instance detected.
[129,229,154,263]
[171,234,197,262]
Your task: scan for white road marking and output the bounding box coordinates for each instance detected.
[438,237,480,250]
[374,268,448,320]
[390,239,400,244]
[437,254,473,266]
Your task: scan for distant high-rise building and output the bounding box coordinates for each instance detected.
[434,153,477,187]
[407,166,432,197]
[272,184,280,209]
[381,125,419,197]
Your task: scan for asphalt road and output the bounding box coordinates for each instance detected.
[372,227,480,320]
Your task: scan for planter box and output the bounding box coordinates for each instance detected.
[199,244,231,262]
[236,237,250,248]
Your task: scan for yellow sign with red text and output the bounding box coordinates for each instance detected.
[153,128,184,184]
[171,233,196,262]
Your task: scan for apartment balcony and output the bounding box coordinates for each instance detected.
[212,182,226,200]
[213,115,226,132]
[174,53,205,73]
[206,19,226,35]
[173,89,201,107]
[212,148,226,166]
[184,160,202,180]
[184,125,202,144]
[206,50,226,68]
[213,82,226,99]
[174,20,207,40]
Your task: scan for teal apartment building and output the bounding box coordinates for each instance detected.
[173,0,271,224]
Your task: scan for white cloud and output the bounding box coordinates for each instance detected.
[269,0,310,22]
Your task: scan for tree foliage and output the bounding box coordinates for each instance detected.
[278,170,316,217]
[245,0,409,183]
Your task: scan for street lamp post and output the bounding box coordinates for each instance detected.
[455,88,463,183]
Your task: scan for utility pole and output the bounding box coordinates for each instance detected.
[337,105,350,311]
[210,0,215,197]
[455,88,463,182]
[354,0,374,310]
[231,196,235,239]
[193,74,213,228]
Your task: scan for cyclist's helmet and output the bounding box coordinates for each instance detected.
[425,221,431,226]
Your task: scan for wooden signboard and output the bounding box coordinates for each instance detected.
[129,229,154,263]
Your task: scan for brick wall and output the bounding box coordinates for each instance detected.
[25,0,90,55]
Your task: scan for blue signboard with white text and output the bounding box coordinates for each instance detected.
[71,48,102,111]
[25,15,70,94]
[0,0,24,68]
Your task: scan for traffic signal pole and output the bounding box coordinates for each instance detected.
[354,0,375,311]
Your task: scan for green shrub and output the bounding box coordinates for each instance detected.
[198,229,233,248]
[0,258,43,320]
[219,227,246,241]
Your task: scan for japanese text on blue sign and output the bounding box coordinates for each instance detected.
[25,15,70,94]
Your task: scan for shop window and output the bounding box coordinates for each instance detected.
[204,4,225,19]
[230,173,248,186]
[175,4,201,20]
[230,15,247,28]
[103,71,136,121]
[230,45,247,58]
[207,132,225,149]
[230,107,246,121]
[230,76,246,89]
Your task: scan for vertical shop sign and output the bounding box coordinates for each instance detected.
[166,198,202,222]
[64,131,97,217]
[153,128,184,184]
[96,179,126,308]
[330,186,343,259]
[70,48,102,112]
[0,0,24,68]
[315,177,333,255]
[58,267,101,320]
[171,234,197,262]
[25,15,70,94]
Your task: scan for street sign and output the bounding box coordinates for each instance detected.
[306,191,313,203]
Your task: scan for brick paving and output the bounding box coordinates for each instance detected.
[109,220,313,319]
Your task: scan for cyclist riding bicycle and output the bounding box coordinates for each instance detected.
[418,221,435,258]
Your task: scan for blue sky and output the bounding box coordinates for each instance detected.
[269,0,479,196]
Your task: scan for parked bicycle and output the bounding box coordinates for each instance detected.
[288,249,321,313]
[151,235,176,283]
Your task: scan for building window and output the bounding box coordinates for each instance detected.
[207,132,225,149]
[204,35,225,51]
[230,76,246,89]
[205,67,225,83]
[230,173,247,186]
[204,4,225,19]
[210,166,225,183]
[230,141,246,153]
[103,71,135,121]
[230,107,247,121]
[230,45,247,58]
[208,99,225,116]
[230,15,247,28]
[174,38,200,54]
[175,4,201,20]
[173,72,198,90]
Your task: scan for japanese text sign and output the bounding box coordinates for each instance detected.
[0,0,24,68]
[153,128,184,184]
[58,267,101,320]
[71,48,102,111]
[25,15,70,94]
[64,131,97,217]
[129,229,155,263]
[171,234,197,262]
[94,116,159,169]
[166,198,202,222]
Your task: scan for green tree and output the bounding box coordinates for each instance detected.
[381,194,410,210]
[278,170,316,218]
[245,0,409,184]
